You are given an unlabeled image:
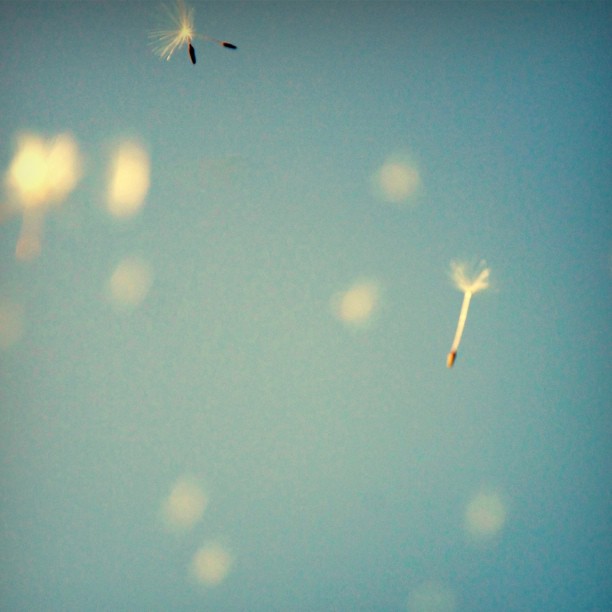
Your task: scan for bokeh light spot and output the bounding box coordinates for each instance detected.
[4,132,82,260]
[161,477,207,531]
[332,279,381,328]
[190,542,233,586]
[372,155,421,205]
[407,580,457,612]
[107,256,153,311]
[106,140,150,219]
[464,489,507,540]
[5,132,82,210]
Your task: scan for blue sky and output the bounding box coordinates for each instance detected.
[1,2,610,610]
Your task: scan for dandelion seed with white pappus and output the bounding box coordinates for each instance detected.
[447,261,490,368]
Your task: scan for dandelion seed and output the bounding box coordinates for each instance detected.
[149,0,237,65]
[188,42,196,64]
[447,261,490,368]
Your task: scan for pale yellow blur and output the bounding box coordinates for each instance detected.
[464,490,507,540]
[106,141,150,219]
[107,256,153,311]
[407,580,456,612]
[190,542,233,586]
[161,477,207,531]
[372,155,421,205]
[331,279,381,328]
[0,299,24,349]
[4,132,82,260]
[5,132,81,210]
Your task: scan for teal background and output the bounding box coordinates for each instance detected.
[1,2,610,609]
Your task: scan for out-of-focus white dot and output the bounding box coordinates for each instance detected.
[407,580,456,612]
[106,140,150,219]
[372,156,421,205]
[5,132,82,210]
[161,477,208,531]
[331,279,381,328]
[190,542,233,586]
[107,256,153,311]
[464,489,507,540]
[4,132,82,260]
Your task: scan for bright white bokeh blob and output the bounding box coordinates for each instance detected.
[106,256,153,311]
[3,132,82,260]
[331,279,381,328]
[5,132,82,209]
[407,580,457,612]
[372,155,422,205]
[161,477,208,531]
[190,542,233,586]
[0,299,24,349]
[464,489,508,541]
[106,140,150,219]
